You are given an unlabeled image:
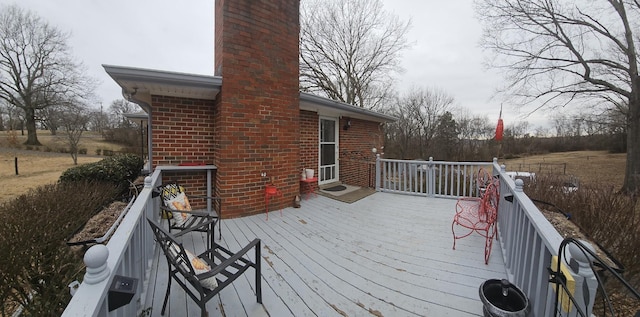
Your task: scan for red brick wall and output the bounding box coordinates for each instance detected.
[339,118,384,187]
[150,95,215,210]
[300,110,319,174]
[214,0,300,218]
[161,171,212,210]
[151,95,215,167]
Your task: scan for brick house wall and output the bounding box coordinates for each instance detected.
[151,95,216,209]
[299,110,319,177]
[151,95,215,167]
[213,0,300,218]
[339,117,384,187]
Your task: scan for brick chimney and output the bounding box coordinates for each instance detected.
[213,0,301,218]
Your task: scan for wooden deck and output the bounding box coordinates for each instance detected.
[144,192,508,317]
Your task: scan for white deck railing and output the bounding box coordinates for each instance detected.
[62,158,596,317]
[376,156,597,316]
[61,170,163,317]
[375,156,493,197]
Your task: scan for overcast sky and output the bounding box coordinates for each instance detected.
[0,0,551,130]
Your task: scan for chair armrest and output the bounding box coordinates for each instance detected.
[197,239,261,279]
[174,218,218,237]
[160,206,218,218]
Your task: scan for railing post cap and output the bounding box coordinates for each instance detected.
[429,157,433,161]
[144,176,153,188]
[493,157,498,163]
[83,245,110,284]
[515,179,524,191]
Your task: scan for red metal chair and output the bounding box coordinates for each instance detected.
[265,184,282,220]
[477,167,491,197]
[452,180,499,264]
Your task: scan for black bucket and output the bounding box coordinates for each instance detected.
[479,279,530,317]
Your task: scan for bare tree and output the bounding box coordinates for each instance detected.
[384,87,456,159]
[0,4,95,146]
[300,0,411,110]
[406,87,455,159]
[456,110,493,160]
[385,100,420,159]
[38,104,65,135]
[60,102,89,165]
[109,99,138,129]
[476,0,640,193]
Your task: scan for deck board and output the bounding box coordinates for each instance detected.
[146,192,508,317]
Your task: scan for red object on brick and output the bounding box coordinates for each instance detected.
[264,185,282,220]
[300,177,318,199]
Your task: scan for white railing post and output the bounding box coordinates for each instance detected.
[83,245,110,284]
[565,241,598,317]
[375,154,381,191]
[427,157,435,197]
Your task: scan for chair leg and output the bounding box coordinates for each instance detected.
[256,240,262,304]
[200,302,208,317]
[161,262,172,315]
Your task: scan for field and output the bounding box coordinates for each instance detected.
[0,130,126,203]
[504,150,626,187]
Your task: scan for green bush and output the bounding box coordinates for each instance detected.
[59,153,143,190]
[78,148,87,155]
[0,181,121,316]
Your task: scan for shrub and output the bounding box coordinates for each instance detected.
[95,149,101,155]
[0,181,121,316]
[524,175,639,313]
[59,153,143,191]
[78,148,87,155]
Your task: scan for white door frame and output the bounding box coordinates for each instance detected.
[318,116,339,185]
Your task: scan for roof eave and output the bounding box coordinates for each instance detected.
[299,92,397,123]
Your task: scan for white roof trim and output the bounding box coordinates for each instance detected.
[103,65,396,123]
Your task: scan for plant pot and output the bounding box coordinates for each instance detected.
[479,279,530,317]
[305,169,314,179]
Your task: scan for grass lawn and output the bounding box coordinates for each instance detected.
[0,130,126,203]
[504,150,625,188]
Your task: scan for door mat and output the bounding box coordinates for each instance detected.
[324,185,347,192]
[319,187,376,203]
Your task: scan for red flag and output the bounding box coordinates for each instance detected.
[495,106,504,141]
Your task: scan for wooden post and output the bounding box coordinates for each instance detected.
[14,157,18,175]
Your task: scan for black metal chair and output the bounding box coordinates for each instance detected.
[153,182,222,245]
[147,218,262,317]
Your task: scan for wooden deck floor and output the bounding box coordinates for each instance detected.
[144,192,507,317]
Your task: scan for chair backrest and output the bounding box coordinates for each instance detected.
[156,182,193,225]
[477,168,492,195]
[147,218,196,275]
[481,180,500,223]
[146,218,220,290]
